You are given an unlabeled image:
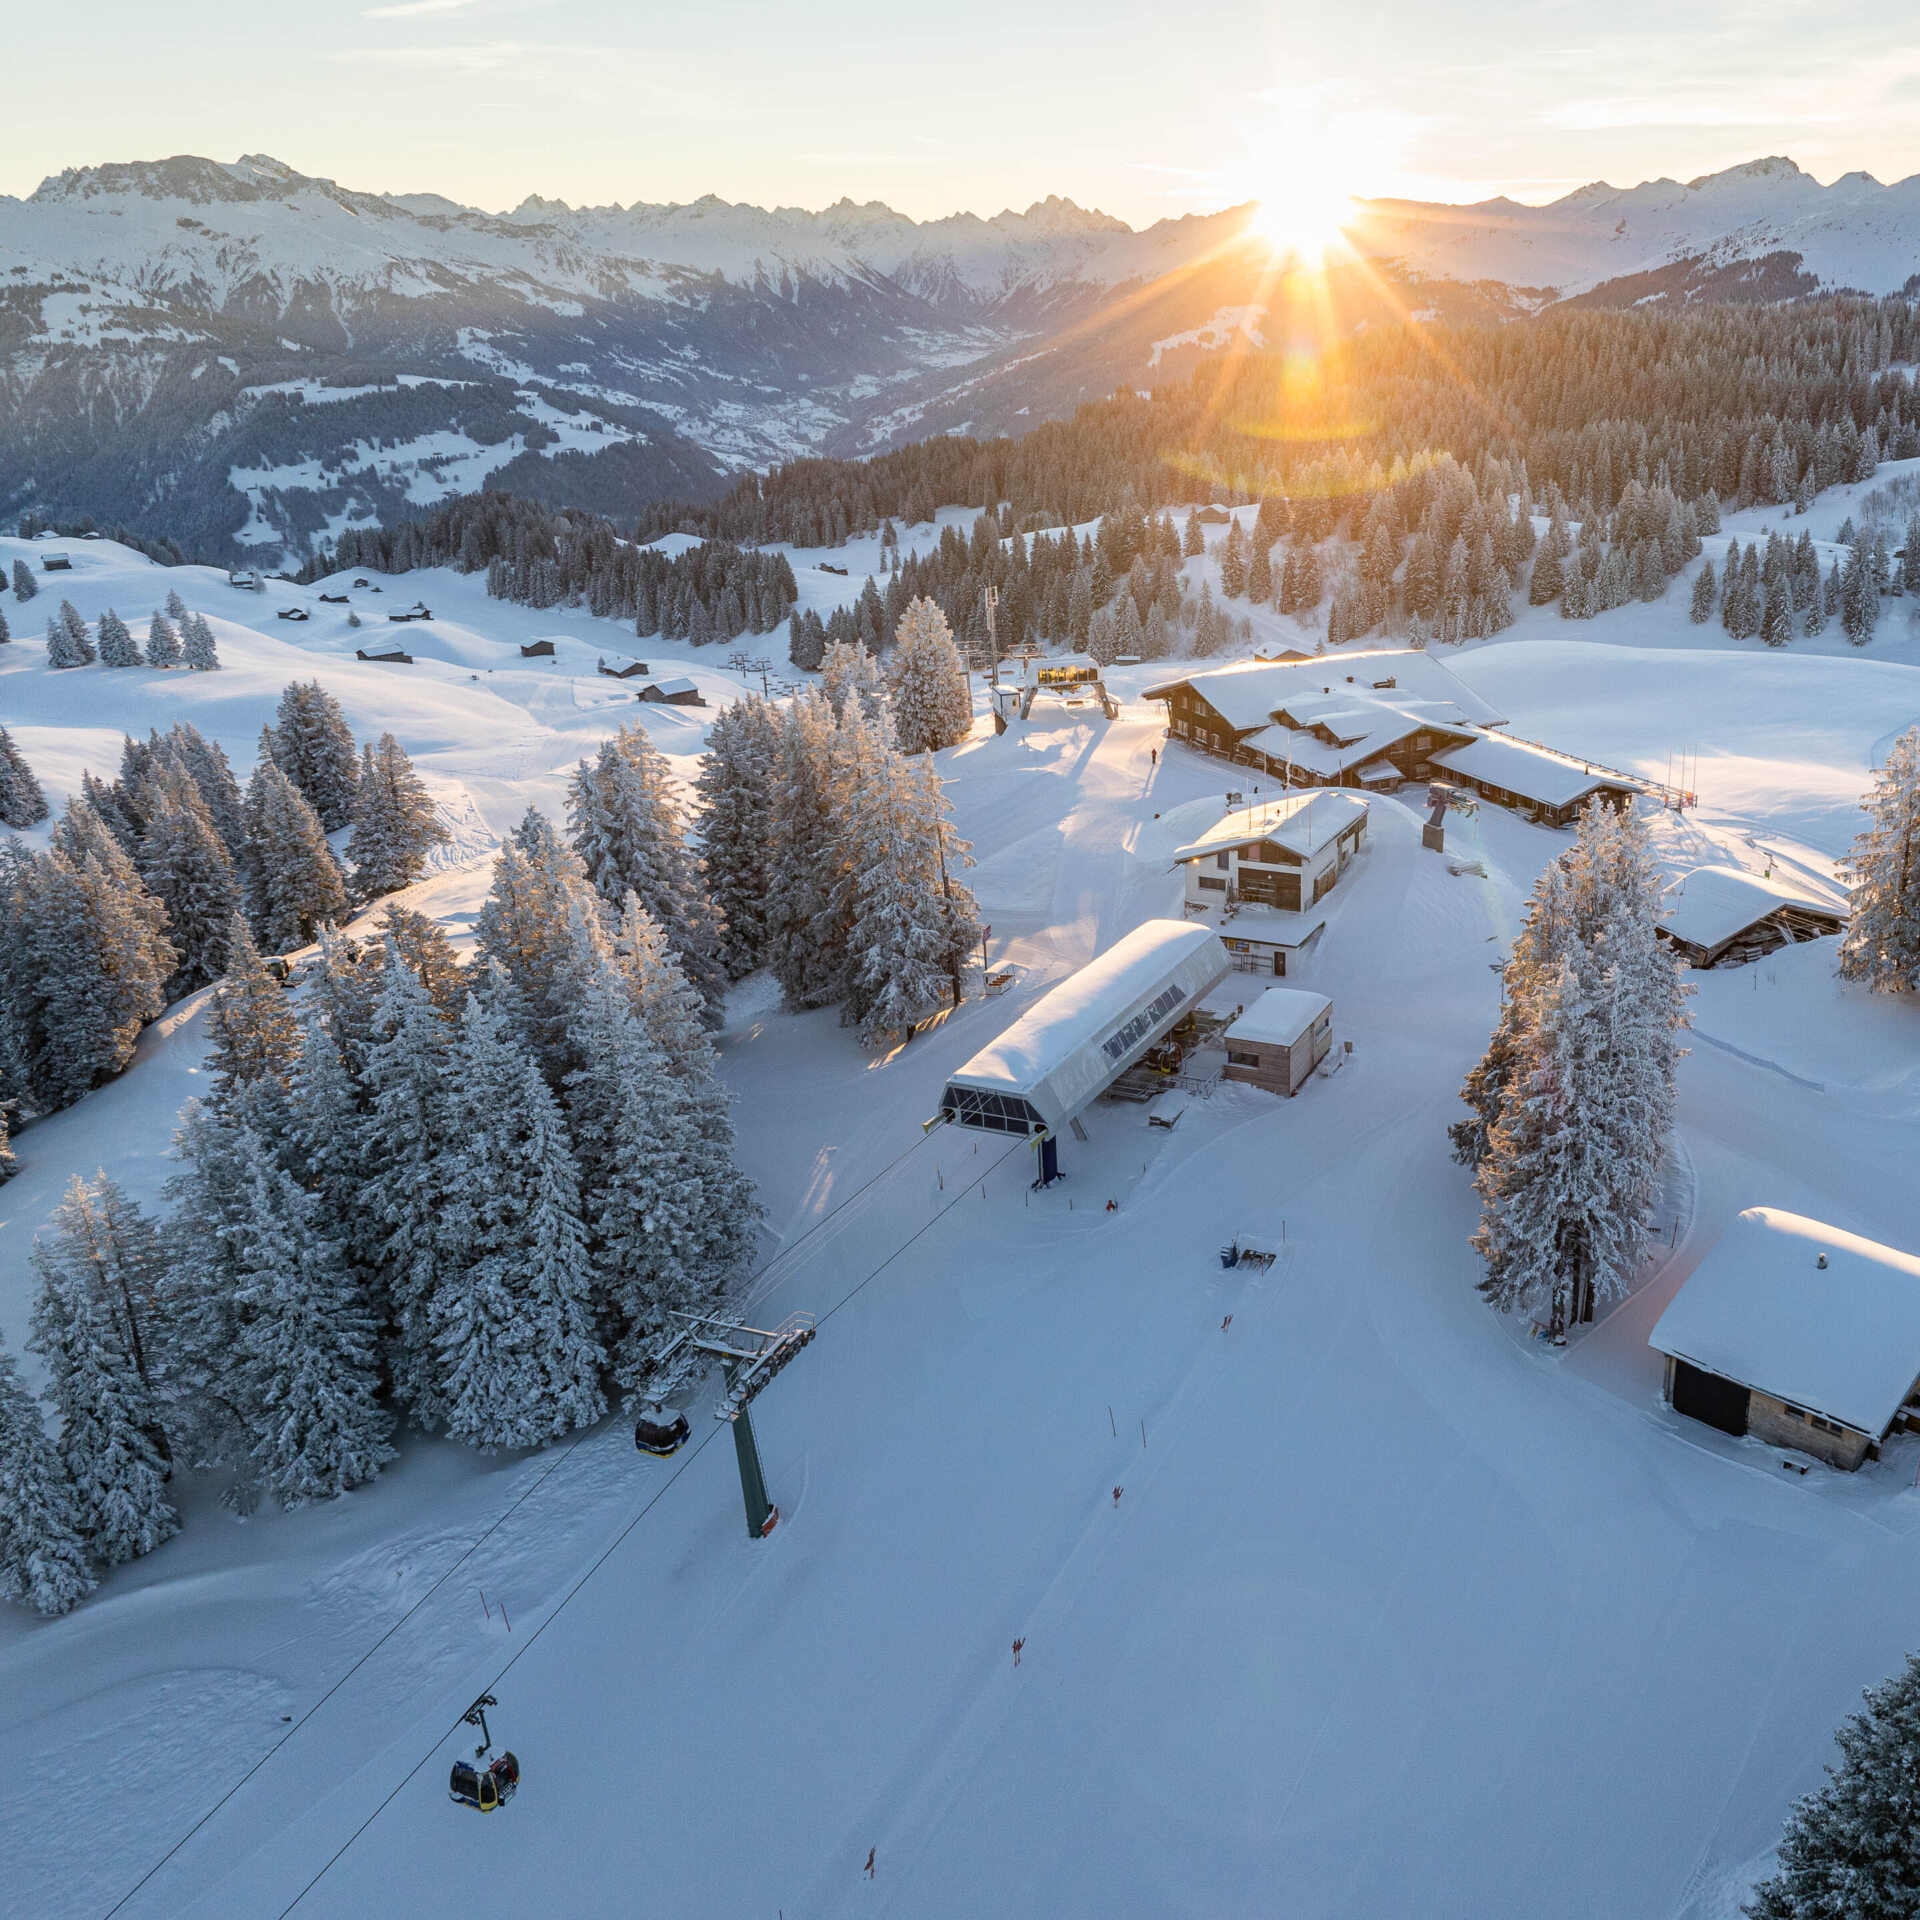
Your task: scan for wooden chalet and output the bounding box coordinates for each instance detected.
[597,657,652,677]
[1657,868,1847,968]
[356,644,413,664]
[1145,651,1504,791]
[520,639,556,657]
[635,677,705,707]
[1427,734,1638,829]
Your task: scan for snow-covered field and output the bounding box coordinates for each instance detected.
[4,504,1920,1919]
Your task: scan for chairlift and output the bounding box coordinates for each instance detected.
[633,1402,690,1457]
[448,1693,519,1813]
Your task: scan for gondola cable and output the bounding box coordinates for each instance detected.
[105,1124,943,1918]
[275,1133,1028,1917]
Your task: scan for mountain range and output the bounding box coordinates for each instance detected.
[5,151,1918,566]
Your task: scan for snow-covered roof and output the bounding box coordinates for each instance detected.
[1658,868,1846,953]
[644,677,700,698]
[1649,1208,1920,1437]
[1143,649,1506,733]
[1172,789,1369,864]
[1225,988,1331,1050]
[1430,733,1638,809]
[944,920,1229,1132]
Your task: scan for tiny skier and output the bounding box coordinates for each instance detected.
[1012,1637,1026,1667]
[1221,1313,1233,1332]
[864,1848,876,1880]
[1112,1484,1124,1508]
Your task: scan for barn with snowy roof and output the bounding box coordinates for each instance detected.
[1656,867,1846,969]
[1648,1209,1920,1470]
[939,920,1229,1182]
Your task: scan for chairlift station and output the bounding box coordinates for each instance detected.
[938,919,1230,1181]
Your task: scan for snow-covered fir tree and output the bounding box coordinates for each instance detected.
[224,1128,393,1508]
[1689,561,1716,624]
[1465,804,1688,1333]
[29,1178,177,1566]
[164,723,248,863]
[694,694,783,979]
[180,612,220,671]
[566,722,728,1024]
[887,597,973,754]
[0,1335,97,1615]
[203,915,302,1105]
[346,733,447,904]
[12,560,36,602]
[433,986,605,1446]
[1746,1649,1920,1919]
[831,703,983,1041]
[1838,725,1920,993]
[46,611,90,669]
[380,904,467,1015]
[145,611,182,669]
[820,638,888,721]
[137,765,245,999]
[563,915,710,1377]
[0,840,172,1112]
[240,760,347,954]
[360,939,460,1419]
[0,727,50,828]
[767,689,845,1009]
[265,681,358,828]
[52,796,175,989]
[474,811,603,1087]
[96,608,141,668]
[610,895,759,1293]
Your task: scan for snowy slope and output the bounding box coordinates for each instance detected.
[4,522,1920,1918]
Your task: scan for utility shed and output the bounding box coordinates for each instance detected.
[940,920,1229,1137]
[1223,989,1331,1096]
[1657,867,1846,968]
[1648,1208,1920,1470]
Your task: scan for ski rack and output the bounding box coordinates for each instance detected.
[653,1310,817,1422]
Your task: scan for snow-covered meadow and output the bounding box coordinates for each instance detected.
[3,487,1920,1918]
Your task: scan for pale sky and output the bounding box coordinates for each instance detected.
[7,1,1920,225]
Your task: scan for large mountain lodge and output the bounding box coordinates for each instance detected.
[1146,650,1641,828]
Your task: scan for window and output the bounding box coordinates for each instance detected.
[1227,1048,1261,1067]
[1198,875,1226,892]
[1216,851,1230,870]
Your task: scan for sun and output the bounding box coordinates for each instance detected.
[1248,171,1356,269]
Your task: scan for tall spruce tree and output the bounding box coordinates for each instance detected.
[360,940,460,1420]
[1466,804,1687,1332]
[1838,726,1920,992]
[266,681,358,828]
[566,722,727,1025]
[225,1128,393,1508]
[0,1336,97,1615]
[0,728,50,828]
[346,734,446,904]
[180,612,220,671]
[29,1178,177,1566]
[203,915,302,1105]
[96,608,141,668]
[145,611,182,669]
[434,987,605,1446]
[240,760,348,954]
[138,767,245,999]
[12,559,36,602]
[165,723,247,864]
[887,597,973,754]
[767,690,847,1009]
[694,694,783,978]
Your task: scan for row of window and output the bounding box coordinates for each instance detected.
[942,1087,1044,1135]
[1100,983,1188,1064]
[1780,1403,1849,1437]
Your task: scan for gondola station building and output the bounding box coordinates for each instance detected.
[939,920,1230,1181]
[1648,1209,1920,1471]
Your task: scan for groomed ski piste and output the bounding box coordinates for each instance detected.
[4,469,1920,1920]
